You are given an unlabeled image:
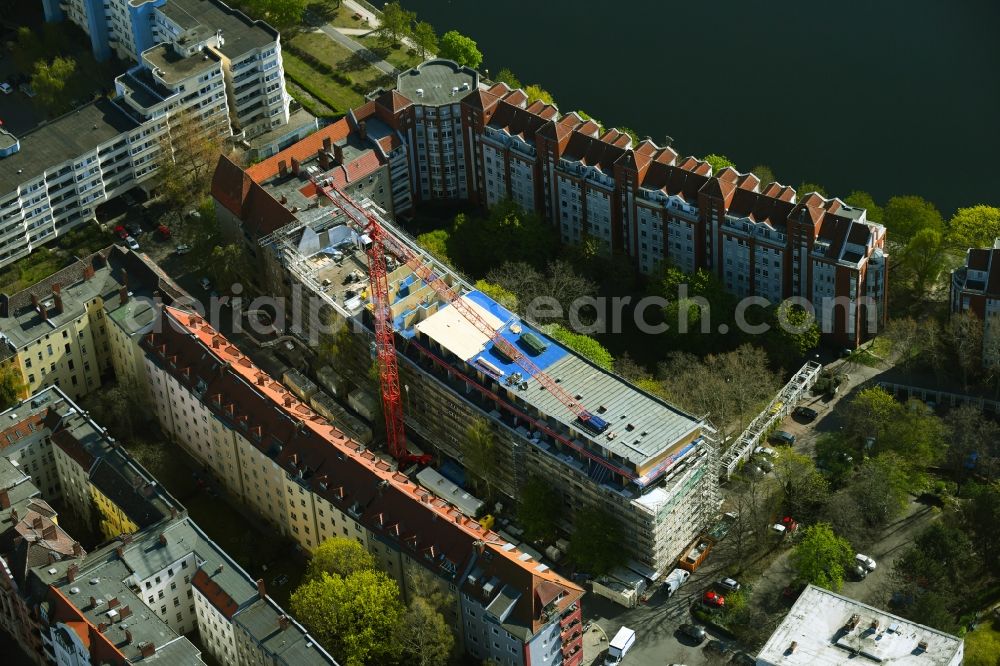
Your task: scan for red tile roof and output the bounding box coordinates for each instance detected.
[143,308,583,638]
[0,414,44,451]
[211,156,296,238]
[247,120,353,183]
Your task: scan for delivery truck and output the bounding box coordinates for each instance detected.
[604,626,636,665]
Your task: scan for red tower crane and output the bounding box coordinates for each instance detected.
[315,181,678,483]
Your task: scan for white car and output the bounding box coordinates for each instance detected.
[125,235,140,251]
[0,82,11,95]
[856,553,877,571]
[755,445,777,458]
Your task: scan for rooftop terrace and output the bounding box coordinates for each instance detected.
[397,59,477,107]
[160,0,277,59]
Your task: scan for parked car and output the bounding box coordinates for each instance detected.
[125,236,140,251]
[0,82,11,94]
[769,430,796,446]
[773,516,798,535]
[705,639,733,656]
[174,244,191,255]
[851,564,868,581]
[157,224,171,239]
[126,222,143,236]
[754,457,774,473]
[717,577,741,592]
[678,623,706,642]
[755,445,777,458]
[702,591,725,607]
[199,277,212,290]
[856,553,877,571]
[794,406,819,421]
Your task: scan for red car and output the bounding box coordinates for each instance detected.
[157,224,171,239]
[114,225,127,239]
[780,516,799,532]
[702,591,725,607]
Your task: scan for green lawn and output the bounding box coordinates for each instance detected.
[328,5,371,29]
[357,34,424,71]
[0,223,114,293]
[282,51,365,113]
[284,31,396,113]
[965,619,1000,666]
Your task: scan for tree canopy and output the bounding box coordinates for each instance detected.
[462,417,498,499]
[31,56,76,115]
[305,538,377,582]
[439,30,482,68]
[843,191,883,223]
[548,325,614,370]
[245,0,307,29]
[399,597,454,666]
[474,279,518,312]
[495,68,522,88]
[517,476,562,542]
[524,84,554,105]
[412,21,438,58]
[751,164,777,188]
[792,523,853,591]
[901,228,947,296]
[290,570,403,666]
[376,1,415,45]
[568,507,626,575]
[415,229,452,266]
[883,195,944,244]
[797,182,828,197]
[948,205,1000,250]
[0,363,25,410]
[702,154,735,174]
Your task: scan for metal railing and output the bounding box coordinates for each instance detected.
[720,361,823,478]
[878,381,1000,414]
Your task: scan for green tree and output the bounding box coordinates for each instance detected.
[518,476,561,542]
[965,483,1000,574]
[474,279,518,312]
[157,111,228,224]
[439,30,482,68]
[208,243,251,293]
[290,570,403,666]
[412,21,437,58]
[246,0,308,29]
[31,56,76,114]
[797,182,828,197]
[495,68,521,88]
[0,363,25,409]
[844,190,883,223]
[462,417,498,499]
[751,164,777,187]
[549,325,613,370]
[306,537,377,582]
[883,195,944,244]
[902,228,947,296]
[766,301,820,365]
[399,597,454,666]
[568,507,625,575]
[843,386,901,445]
[415,229,452,266]
[450,199,558,272]
[376,1,415,45]
[848,453,911,527]
[618,126,640,146]
[772,451,829,522]
[945,406,1000,480]
[948,205,1000,250]
[702,154,735,174]
[791,523,853,591]
[524,84,554,105]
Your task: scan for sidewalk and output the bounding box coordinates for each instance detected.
[314,23,395,76]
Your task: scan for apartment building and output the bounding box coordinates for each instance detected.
[0,245,188,404]
[349,60,889,345]
[0,0,302,270]
[0,386,337,666]
[757,585,963,666]
[950,239,1000,365]
[211,154,721,577]
[143,306,587,666]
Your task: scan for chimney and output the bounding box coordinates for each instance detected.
[318,149,329,170]
[0,489,9,509]
[140,642,155,658]
[47,551,56,565]
[89,596,98,610]
[256,374,265,386]
[108,597,120,609]
[322,137,332,152]
[278,615,290,631]
[83,265,95,281]
[124,629,133,645]
[333,142,344,165]
[32,294,47,320]
[72,542,82,557]
[42,524,57,540]
[279,194,287,205]
[97,622,108,634]
[291,157,300,175]
[216,564,224,575]
[53,292,62,313]
[170,506,178,520]
[256,578,266,598]
[158,533,167,547]
[358,120,367,139]
[67,564,79,583]
[9,508,16,524]
[120,605,132,619]
[120,268,128,289]
[278,160,288,177]
[119,286,129,306]
[284,396,292,407]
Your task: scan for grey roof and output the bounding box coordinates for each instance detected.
[0,98,138,192]
[397,59,478,107]
[159,0,277,59]
[0,455,28,491]
[142,43,220,86]
[144,637,206,665]
[234,598,338,665]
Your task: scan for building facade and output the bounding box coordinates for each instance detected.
[350,60,889,345]
[950,240,1000,366]
[143,306,587,666]
[0,386,336,666]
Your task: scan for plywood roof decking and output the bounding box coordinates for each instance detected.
[413,295,504,361]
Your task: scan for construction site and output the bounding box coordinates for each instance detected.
[252,166,722,576]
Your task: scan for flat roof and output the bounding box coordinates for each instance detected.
[415,466,484,517]
[142,43,220,86]
[0,99,137,192]
[757,585,963,666]
[414,295,504,361]
[397,59,478,107]
[160,0,277,59]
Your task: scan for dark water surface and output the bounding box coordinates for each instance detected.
[402,0,1000,214]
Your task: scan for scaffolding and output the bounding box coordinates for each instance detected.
[720,361,822,479]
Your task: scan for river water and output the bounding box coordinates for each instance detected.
[401,0,1000,215]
